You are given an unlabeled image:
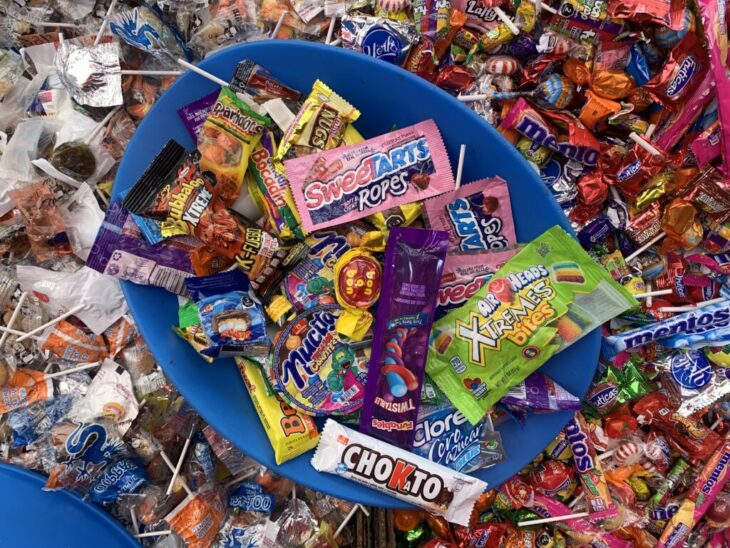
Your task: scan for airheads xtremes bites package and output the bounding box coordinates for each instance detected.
[426,225,638,424]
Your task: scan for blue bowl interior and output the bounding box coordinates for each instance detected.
[0,463,137,547]
[113,40,599,508]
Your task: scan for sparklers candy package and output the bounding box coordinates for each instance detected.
[186,270,270,359]
[359,227,449,449]
[312,419,488,526]
[285,119,455,232]
[427,225,637,424]
[424,177,516,252]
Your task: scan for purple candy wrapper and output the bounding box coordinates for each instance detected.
[87,201,195,296]
[359,227,448,449]
[500,371,582,414]
[177,92,218,142]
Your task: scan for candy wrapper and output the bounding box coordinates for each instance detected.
[312,419,487,526]
[39,320,108,363]
[500,371,582,413]
[424,177,516,252]
[54,41,123,108]
[186,270,270,359]
[436,248,518,320]
[359,228,447,448]
[268,304,370,416]
[584,362,652,415]
[428,225,637,424]
[333,247,382,340]
[110,4,192,62]
[229,59,302,104]
[177,91,218,141]
[340,16,419,65]
[286,119,454,232]
[165,490,225,548]
[0,369,53,414]
[237,357,319,465]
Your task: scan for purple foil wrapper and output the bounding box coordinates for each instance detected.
[177,92,219,142]
[359,227,449,449]
[86,200,195,295]
[500,371,582,413]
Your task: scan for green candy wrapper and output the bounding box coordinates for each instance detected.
[426,226,637,424]
[584,361,653,416]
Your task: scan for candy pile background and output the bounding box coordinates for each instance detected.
[1,0,730,547]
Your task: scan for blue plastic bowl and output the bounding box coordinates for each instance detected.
[0,463,137,547]
[113,40,599,508]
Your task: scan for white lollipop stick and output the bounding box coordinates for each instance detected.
[608,184,624,205]
[532,0,558,13]
[330,38,342,46]
[46,361,103,379]
[130,507,139,534]
[454,145,466,190]
[85,106,122,144]
[326,17,337,44]
[646,281,653,308]
[597,448,616,461]
[335,504,361,539]
[358,504,370,517]
[166,428,194,496]
[159,448,193,497]
[569,492,584,509]
[0,291,28,347]
[629,132,663,157]
[271,11,288,38]
[493,7,520,35]
[176,58,228,87]
[0,325,41,341]
[518,512,589,527]
[659,297,727,314]
[645,123,657,139]
[94,0,118,46]
[120,70,183,76]
[134,530,172,539]
[16,304,84,342]
[223,469,258,488]
[624,232,666,263]
[29,21,82,28]
[633,289,672,299]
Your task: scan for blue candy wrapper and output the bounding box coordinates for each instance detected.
[227,482,275,513]
[186,270,270,359]
[90,458,149,506]
[413,404,505,473]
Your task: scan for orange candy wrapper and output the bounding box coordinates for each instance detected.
[0,369,53,414]
[166,491,225,548]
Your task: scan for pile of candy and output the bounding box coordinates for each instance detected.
[0,0,730,546]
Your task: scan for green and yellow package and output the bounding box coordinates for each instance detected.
[426,226,637,424]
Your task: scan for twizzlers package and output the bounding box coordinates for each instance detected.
[285,120,454,232]
[312,419,487,526]
[359,227,449,449]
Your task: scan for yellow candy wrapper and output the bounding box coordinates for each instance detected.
[236,357,319,464]
[333,248,382,340]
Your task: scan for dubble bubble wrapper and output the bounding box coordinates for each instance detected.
[359,227,449,449]
[427,225,637,424]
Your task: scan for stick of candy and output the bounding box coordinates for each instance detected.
[166,425,196,496]
[176,58,228,87]
[492,7,520,35]
[45,361,103,378]
[518,512,589,527]
[625,232,667,263]
[94,0,119,46]
[645,123,657,139]
[531,0,558,14]
[271,11,289,38]
[455,144,466,190]
[0,291,27,347]
[15,304,85,342]
[134,531,172,539]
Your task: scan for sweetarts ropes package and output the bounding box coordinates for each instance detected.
[427,225,638,424]
[284,119,454,232]
[359,227,449,449]
[424,177,516,252]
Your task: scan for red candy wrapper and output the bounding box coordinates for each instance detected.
[607,0,685,29]
[285,120,455,232]
[312,419,487,525]
[359,227,448,449]
[645,34,709,109]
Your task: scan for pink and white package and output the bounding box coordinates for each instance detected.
[284,120,454,232]
[423,177,516,252]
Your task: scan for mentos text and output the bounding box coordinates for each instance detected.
[564,417,594,472]
[303,138,431,216]
[700,448,730,496]
[281,310,336,390]
[514,117,598,166]
[342,443,446,502]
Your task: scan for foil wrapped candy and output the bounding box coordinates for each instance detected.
[54,40,123,107]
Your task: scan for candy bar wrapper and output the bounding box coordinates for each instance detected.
[312,419,487,525]
[229,60,302,104]
[359,227,449,448]
[424,177,516,253]
[657,438,730,548]
[698,0,730,178]
[236,357,319,465]
[86,201,195,296]
[177,92,218,142]
[285,120,455,232]
[428,225,637,424]
[436,248,518,320]
[602,300,730,360]
[565,412,617,519]
[502,99,600,167]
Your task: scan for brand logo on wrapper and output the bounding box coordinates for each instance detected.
[341,443,449,502]
[361,28,402,63]
[414,409,486,471]
[514,117,599,166]
[564,418,594,472]
[211,101,265,136]
[666,55,698,99]
[463,0,499,22]
[447,198,507,251]
[617,160,641,183]
[700,449,730,496]
[587,383,619,410]
[670,350,712,389]
[621,306,730,350]
[439,276,490,311]
[280,310,337,391]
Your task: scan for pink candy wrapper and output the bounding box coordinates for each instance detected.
[285,120,454,232]
[424,177,516,252]
[698,0,730,176]
[436,248,518,319]
[691,121,722,168]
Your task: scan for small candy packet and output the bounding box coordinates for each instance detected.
[197,86,271,204]
[500,371,582,414]
[186,270,270,359]
[237,357,319,465]
[177,91,218,142]
[39,320,109,363]
[0,369,53,414]
[424,177,516,252]
[165,491,225,548]
[333,248,382,340]
[285,120,455,232]
[359,227,448,449]
[229,59,302,104]
[227,481,275,513]
[312,419,488,526]
[427,225,637,424]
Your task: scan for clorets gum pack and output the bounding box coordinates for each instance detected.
[359,227,449,449]
[427,225,638,424]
